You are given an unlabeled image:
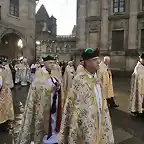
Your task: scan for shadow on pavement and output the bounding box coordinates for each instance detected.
[0,133,13,144]
[110,108,144,143]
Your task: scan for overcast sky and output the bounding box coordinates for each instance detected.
[36,0,76,35]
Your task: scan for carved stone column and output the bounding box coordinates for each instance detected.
[128,0,138,49]
[76,0,87,49]
[87,19,100,49]
[86,0,101,49]
[100,0,108,50]
[88,0,100,17]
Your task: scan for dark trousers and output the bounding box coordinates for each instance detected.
[0,121,9,132]
[107,97,116,105]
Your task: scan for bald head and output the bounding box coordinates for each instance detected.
[104,56,110,65]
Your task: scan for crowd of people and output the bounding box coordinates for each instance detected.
[0,47,143,144]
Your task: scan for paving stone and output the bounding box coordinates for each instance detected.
[0,133,13,144]
[113,128,133,144]
[119,137,144,144]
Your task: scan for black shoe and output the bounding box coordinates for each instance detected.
[110,104,119,108]
[109,97,119,108]
[107,98,119,108]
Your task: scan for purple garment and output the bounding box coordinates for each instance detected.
[31,68,36,74]
[0,77,2,88]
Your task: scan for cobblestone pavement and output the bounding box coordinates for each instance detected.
[0,78,144,144]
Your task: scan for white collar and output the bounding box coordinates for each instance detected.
[87,73,97,78]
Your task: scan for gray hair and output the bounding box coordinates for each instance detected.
[104,56,110,62]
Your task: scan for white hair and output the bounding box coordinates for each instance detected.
[68,61,73,65]
[104,56,110,62]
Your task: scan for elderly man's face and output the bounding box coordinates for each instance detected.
[69,62,73,66]
[140,58,144,64]
[68,61,73,66]
[44,60,55,70]
[105,58,110,65]
[2,62,7,66]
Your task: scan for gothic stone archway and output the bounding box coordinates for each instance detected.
[0,29,26,60]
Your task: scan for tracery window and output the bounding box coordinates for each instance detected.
[113,0,125,13]
[9,0,19,17]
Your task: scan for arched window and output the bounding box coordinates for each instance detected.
[113,0,125,13]
[9,0,19,17]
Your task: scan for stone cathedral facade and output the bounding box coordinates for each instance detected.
[76,0,144,71]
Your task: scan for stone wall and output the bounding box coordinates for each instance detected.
[44,53,72,61]
[36,50,73,61]
[76,0,144,72]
